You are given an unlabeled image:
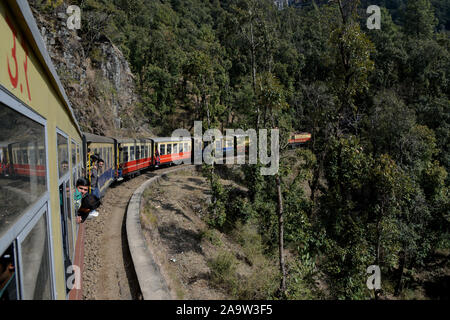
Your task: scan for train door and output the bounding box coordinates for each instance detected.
[56,131,74,296]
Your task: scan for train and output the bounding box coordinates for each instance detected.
[0,1,309,300]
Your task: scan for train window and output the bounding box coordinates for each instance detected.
[122,146,129,163]
[160,144,166,155]
[167,144,172,154]
[39,149,45,166]
[76,145,80,166]
[0,243,18,300]
[107,148,110,169]
[22,149,29,165]
[59,182,74,293]
[179,144,183,153]
[71,142,76,168]
[57,133,69,179]
[136,146,140,160]
[19,211,52,299]
[142,146,146,159]
[0,102,47,240]
[173,144,178,154]
[184,143,189,152]
[130,146,135,161]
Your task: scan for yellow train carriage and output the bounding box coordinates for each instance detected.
[0,1,83,300]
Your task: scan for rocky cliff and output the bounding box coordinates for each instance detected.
[29,2,151,138]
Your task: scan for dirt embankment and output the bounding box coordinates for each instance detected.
[140,169,279,300]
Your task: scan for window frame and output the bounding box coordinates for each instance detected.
[16,202,54,300]
[0,88,56,293]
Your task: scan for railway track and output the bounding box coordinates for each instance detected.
[82,166,190,300]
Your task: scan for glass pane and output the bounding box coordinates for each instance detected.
[20,211,52,300]
[71,142,76,168]
[76,145,80,166]
[0,102,47,240]
[0,243,18,300]
[57,134,69,178]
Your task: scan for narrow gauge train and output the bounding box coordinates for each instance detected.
[0,1,309,301]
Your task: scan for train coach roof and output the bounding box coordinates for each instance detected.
[116,138,152,144]
[151,137,191,143]
[83,132,115,144]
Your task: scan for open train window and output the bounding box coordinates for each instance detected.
[167,144,172,154]
[160,144,166,155]
[130,146,135,161]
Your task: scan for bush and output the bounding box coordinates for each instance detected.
[207,250,238,294]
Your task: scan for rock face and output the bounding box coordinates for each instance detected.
[30,3,150,138]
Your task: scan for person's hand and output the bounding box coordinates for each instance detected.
[76,216,82,224]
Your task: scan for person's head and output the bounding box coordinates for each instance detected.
[98,159,104,168]
[61,160,68,171]
[78,194,101,216]
[0,247,15,290]
[76,178,90,196]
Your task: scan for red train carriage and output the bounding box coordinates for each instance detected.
[151,137,192,166]
[288,132,311,147]
[3,141,46,178]
[117,138,153,177]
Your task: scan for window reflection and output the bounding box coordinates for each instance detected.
[57,134,69,178]
[0,244,18,300]
[0,103,47,240]
[20,212,52,300]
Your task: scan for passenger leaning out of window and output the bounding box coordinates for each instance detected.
[74,178,90,223]
[77,194,101,223]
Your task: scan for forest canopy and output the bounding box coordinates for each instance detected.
[34,0,449,299]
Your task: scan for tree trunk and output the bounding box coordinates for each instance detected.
[276,174,286,296]
[395,250,406,296]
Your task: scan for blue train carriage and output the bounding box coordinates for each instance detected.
[1,1,84,300]
[82,133,117,198]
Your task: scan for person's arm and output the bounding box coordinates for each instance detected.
[77,210,89,223]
